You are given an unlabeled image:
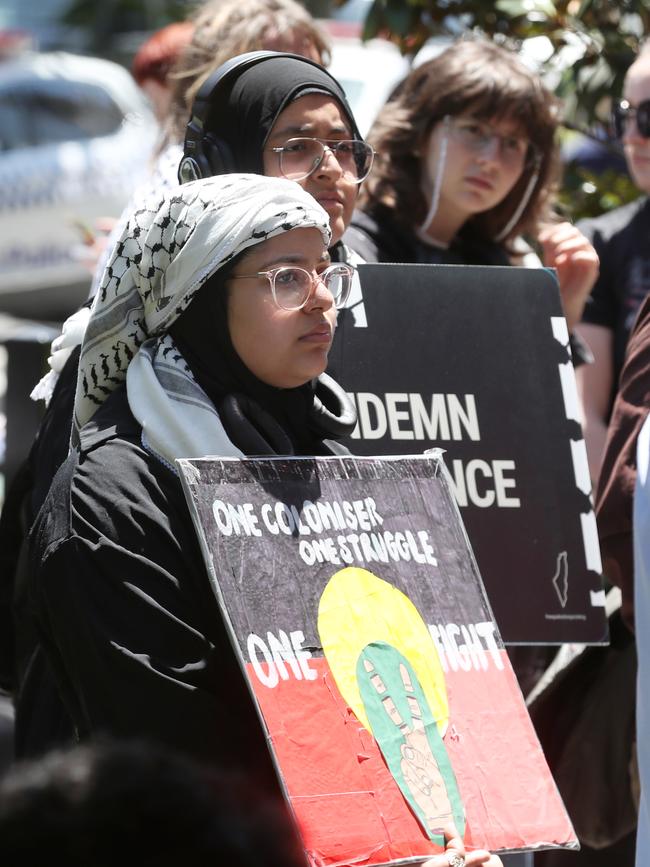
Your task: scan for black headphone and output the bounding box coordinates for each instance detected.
[178,50,346,184]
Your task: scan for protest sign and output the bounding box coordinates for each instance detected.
[178,453,577,866]
[329,263,606,644]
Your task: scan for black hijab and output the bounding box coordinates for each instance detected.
[168,264,355,457]
[203,53,362,175]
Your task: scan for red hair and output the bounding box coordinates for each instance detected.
[132,21,195,87]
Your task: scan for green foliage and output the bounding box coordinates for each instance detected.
[557,164,641,220]
[335,0,649,127]
[333,0,650,220]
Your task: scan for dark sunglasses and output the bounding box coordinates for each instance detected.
[612,98,650,139]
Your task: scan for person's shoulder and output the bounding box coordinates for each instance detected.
[329,240,364,266]
[30,387,192,593]
[76,387,181,509]
[577,195,650,244]
[37,389,176,545]
[457,234,511,266]
[629,294,650,347]
[348,208,383,236]
[151,142,184,189]
[344,206,413,263]
[344,209,383,262]
[76,385,143,460]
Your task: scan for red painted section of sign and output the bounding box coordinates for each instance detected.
[248,651,574,866]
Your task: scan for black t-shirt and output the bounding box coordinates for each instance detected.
[343,206,592,367]
[578,196,650,388]
[344,206,511,267]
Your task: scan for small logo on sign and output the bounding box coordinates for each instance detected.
[552,551,569,608]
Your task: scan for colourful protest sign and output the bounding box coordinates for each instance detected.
[178,453,577,865]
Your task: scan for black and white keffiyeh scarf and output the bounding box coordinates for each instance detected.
[72,173,331,469]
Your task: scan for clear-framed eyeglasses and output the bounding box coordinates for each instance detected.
[447,116,540,169]
[270,137,375,183]
[230,263,355,311]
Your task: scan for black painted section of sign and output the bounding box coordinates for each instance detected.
[178,455,497,658]
[327,263,606,644]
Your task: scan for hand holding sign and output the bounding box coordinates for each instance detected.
[422,825,503,867]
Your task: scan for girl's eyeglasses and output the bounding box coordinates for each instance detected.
[270,137,374,183]
[447,116,540,169]
[230,263,354,310]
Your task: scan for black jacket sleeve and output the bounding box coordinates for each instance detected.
[28,436,277,787]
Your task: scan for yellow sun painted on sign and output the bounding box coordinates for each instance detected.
[317,566,449,734]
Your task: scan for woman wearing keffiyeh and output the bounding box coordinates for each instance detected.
[72,172,355,467]
[27,174,355,781]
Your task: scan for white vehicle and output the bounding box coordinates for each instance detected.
[327,33,410,136]
[0,51,157,321]
[325,14,452,139]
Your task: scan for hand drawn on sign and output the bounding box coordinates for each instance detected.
[318,566,465,844]
[359,643,459,840]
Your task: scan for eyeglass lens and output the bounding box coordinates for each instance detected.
[278,138,373,182]
[450,118,536,167]
[272,265,351,309]
[613,99,650,139]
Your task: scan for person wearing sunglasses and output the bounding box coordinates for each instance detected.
[344,38,598,342]
[26,174,356,780]
[575,41,650,486]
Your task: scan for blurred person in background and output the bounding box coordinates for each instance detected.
[632,412,650,867]
[166,0,329,147]
[76,21,195,278]
[575,41,650,486]
[593,284,650,867]
[0,738,306,867]
[0,738,498,867]
[344,38,599,343]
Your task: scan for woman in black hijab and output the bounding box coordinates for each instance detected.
[178,51,374,279]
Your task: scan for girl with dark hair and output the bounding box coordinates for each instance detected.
[345,38,599,334]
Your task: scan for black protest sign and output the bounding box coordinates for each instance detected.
[328,263,606,644]
[177,453,576,866]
